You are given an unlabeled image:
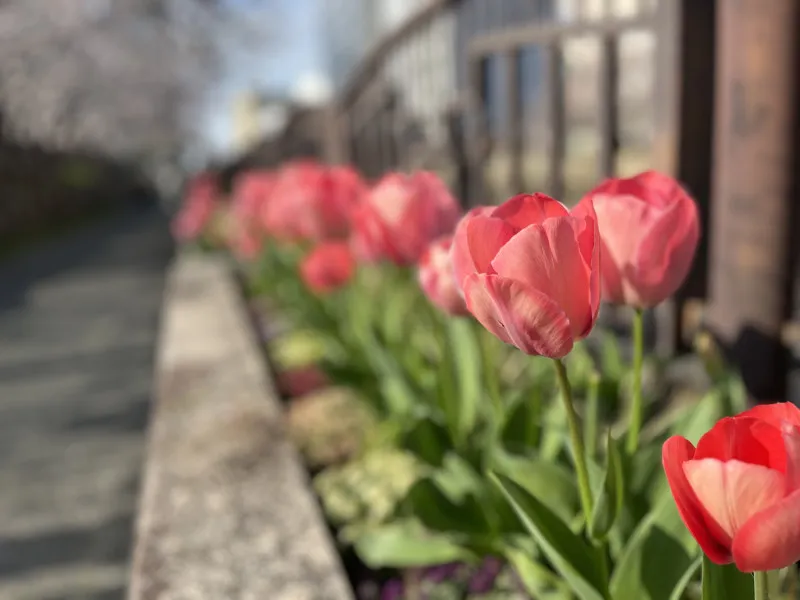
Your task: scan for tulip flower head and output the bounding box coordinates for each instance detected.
[450,193,601,358]
[351,171,461,265]
[300,241,356,294]
[663,402,800,572]
[171,172,219,242]
[577,170,700,308]
[263,162,365,242]
[228,170,276,258]
[418,236,470,317]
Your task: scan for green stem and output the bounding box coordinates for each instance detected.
[584,372,600,460]
[754,571,769,600]
[479,326,504,423]
[626,308,645,455]
[552,359,594,523]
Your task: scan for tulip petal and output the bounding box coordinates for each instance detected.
[662,436,732,563]
[781,422,800,492]
[632,193,700,306]
[465,216,516,275]
[732,487,800,572]
[684,459,786,541]
[694,417,787,471]
[490,193,569,230]
[591,171,674,209]
[491,218,592,339]
[738,402,800,430]
[463,273,573,358]
[589,193,651,305]
[451,206,495,288]
[569,199,601,336]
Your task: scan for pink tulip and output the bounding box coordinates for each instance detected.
[300,242,355,294]
[577,170,700,307]
[663,402,800,572]
[232,170,276,225]
[351,171,461,265]
[418,236,469,317]
[263,161,365,242]
[227,170,276,258]
[449,193,600,358]
[171,173,219,242]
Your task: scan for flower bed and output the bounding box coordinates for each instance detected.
[174,162,800,600]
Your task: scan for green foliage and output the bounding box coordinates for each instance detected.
[243,236,761,600]
[314,448,421,543]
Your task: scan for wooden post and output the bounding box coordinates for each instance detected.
[504,49,523,194]
[706,0,799,400]
[652,0,716,356]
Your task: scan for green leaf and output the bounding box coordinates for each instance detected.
[446,317,483,441]
[668,556,701,600]
[504,544,571,599]
[401,416,453,467]
[490,451,580,525]
[431,453,485,500]
[501,391,543,454]
[600,331,626,382]
[589,433,624,541]
[354,520,473,568]
[610,494,696,600]
[404,476,491,535]
[701,555,753,600]
[540,395,567,461]
[491,473,610,600]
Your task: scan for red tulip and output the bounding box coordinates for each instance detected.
[449,193,600,358]
[663,402,800,572]
[351,171,461,265]
[171,173,219,242]
[300,242,355,294]
[418,236,469,317]
[263,161,365,242]
[577,170,700,307]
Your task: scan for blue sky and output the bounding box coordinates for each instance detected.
[201,0,328,157]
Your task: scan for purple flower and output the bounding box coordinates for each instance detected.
[467,557,504,594]
[422,562,462,583]
[381,579,404,600]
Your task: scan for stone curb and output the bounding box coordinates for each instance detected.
[128,252,353,600]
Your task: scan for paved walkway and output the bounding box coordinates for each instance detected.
[0,208,173,600]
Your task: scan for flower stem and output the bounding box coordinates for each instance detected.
[626,307,645,455]
[479,326,504,422]
[754,571,769,600]
[553,359,594,524]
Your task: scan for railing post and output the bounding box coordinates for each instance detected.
[322,102,350,165]
[597,35,618,179]
[706,0,799,400]
[652,0,716,356]
[504,49,523,194]
[466,55,490,207]
[545,43,565,201]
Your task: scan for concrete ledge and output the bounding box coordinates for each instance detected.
[128,253,353,600]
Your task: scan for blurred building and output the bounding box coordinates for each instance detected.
[231,91,292,155]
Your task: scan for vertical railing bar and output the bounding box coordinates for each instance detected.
[467,54,489,206]
[546,41,566,200]
[504,48,524,193]
[597,32,619,179]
